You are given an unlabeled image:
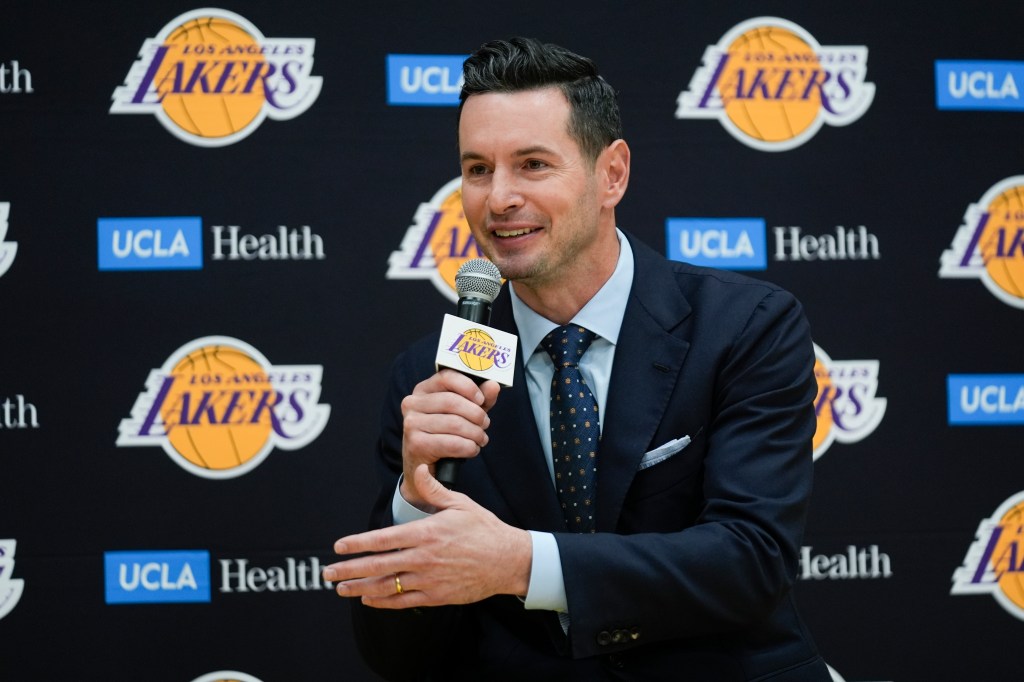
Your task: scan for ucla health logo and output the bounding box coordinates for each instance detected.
[666,218,766,269]
[0,539,25,620]
[0,202,18,278]
[388,177,487,302]
[0,60,33,94]
[117,336,330,479]
[948,374,1024,425]
[940,175,1024,309]
[952,491,1024,620]
[812,343,886,460]
[110,9,322,147]
[387,54,465,106]
[936,60,1023,111]
[105,550,210,604]
[98,216,203,270]
[676,17,875,151]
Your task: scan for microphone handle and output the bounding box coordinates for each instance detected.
[435,296,491,488]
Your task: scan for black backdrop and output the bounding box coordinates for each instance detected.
[2,2,1022,680]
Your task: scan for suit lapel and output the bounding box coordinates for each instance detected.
[476,234,693,534]
[596,235,692,532]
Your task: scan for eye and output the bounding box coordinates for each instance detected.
[465,164,490,176]
[524,159,547,170]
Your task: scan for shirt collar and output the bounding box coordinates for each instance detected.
[510,228,634,354]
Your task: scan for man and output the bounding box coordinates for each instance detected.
[324,37,830,680]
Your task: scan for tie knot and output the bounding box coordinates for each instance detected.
[541,325,597,368]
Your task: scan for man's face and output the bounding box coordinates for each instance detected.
[458,88,603,289]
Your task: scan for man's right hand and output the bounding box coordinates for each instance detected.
[399,369,500,511]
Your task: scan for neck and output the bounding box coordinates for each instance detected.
[511,229,620,325]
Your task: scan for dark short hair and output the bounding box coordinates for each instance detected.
[458,37,622,164]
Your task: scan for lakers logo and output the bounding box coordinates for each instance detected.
[446,328,511,372]
[952,491,1024,621]
[0,539,25,621]
[940,175,1024,309]
[387,177,490,302]
[117,336,330,479]
[190,673,263,682]
[111,9,322,147]
[0,202,16,278]
[812,344,886,460]
[676,17,875,151]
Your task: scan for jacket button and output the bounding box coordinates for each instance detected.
[597,631,612,646]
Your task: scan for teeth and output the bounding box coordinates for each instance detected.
[494,228,536,237]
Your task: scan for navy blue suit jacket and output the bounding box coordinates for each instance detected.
[352,233,830,681]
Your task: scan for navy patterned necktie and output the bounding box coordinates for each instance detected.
[541,325,600,533]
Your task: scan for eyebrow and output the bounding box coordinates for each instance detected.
[460,145,560,164]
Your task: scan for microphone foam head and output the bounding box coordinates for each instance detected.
[455,258,503,302]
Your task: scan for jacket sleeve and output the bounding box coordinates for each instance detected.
[349,341,472,681]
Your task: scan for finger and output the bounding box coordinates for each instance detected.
[416,369,486,404]
[412,463,462,510]
[334,573,408,599]
[402,391,491,429]
[479,380,501,412]
[332,525,413,556]
[361,588,435,610]
[404,411,489,447]
[403,433,483,467]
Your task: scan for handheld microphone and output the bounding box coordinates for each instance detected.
[435,258,503,487]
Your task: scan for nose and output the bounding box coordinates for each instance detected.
[487,167,524,215]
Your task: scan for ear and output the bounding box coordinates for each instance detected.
[599,139,630,209]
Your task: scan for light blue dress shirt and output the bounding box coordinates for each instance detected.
[392,229,635,615]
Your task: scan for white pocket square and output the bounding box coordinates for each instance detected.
[638,435,691,470]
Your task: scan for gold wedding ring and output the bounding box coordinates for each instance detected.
[394,573,403,595]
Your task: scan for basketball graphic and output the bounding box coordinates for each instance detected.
[980,183,1024,300]
[812,356,834,456]
[110,9,322,147]
[994,501,1024,609]
[387,176,496,303]
[810,343,886,461]
[428,185,481,293]
[456,329,497,371]
[719,26,820,144]
[157,17,267,140]
[676,17,875,151]
[940,176,1024,309]
[190,672,263,682]
[952,491,1024,621]
[117,336,330,479]
[160,344,273,472]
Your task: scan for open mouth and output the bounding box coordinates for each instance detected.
[494,227,539,238]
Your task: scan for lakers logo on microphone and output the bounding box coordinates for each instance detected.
[117,336,330,478]
[447,328,511,372]
[110,9,322,147]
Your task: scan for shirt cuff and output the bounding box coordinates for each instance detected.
[391,475,432,525]
[523,531,568,613]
